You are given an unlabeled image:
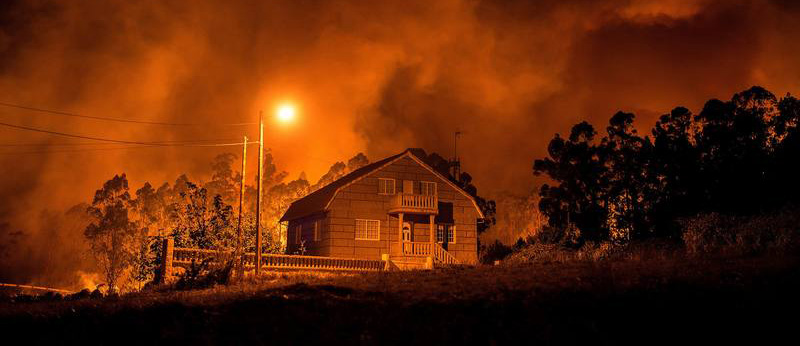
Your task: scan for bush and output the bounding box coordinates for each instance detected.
[174,257,234,290]
[504,242,617,264]
[479,240,514,264]
[680,207,800,256]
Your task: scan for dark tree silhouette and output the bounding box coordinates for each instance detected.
[650,106,701,237]
[534,86,800,243]
[534,122,607,242]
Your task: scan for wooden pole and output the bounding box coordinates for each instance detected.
[429,214,435,244]
[398,212,404,259]
[255,111,265,275]
[161,237,174,282]
[236,135,247,278]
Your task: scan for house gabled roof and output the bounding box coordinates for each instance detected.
[279,149,484,222]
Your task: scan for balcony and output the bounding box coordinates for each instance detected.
[388,193,438,215]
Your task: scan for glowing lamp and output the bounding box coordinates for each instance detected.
[276,103,296,123]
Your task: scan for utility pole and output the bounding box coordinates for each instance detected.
[255,111,265,275]
[236,135,247,278]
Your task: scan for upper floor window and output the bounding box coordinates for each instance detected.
[421,181,437,196]
[378,178,396,195]
[313,220,321,241]
[355,219,380,240]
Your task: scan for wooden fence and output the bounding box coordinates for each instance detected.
[162,238,386,277]
[0,283,74,294]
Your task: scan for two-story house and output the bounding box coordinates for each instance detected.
[279,149,483,268]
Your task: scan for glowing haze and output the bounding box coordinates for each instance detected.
[0,0,799,284]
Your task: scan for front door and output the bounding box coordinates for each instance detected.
[437,224,452,250]
[402,221,412,242]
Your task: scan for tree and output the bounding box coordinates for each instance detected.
[534,86,800,244]
[261,175,310,251]
[694,87,776,213]
[347,153,369,171]
[770,94,800,205]
[601,111,655,241]
[128,182,161,287]
[206,153,241,205]
[313,161,346,191]
[535,122,608,242]
[650,106,701,238]
[85,174,138,293]
[170,180,236,250]
[312,153,371,191]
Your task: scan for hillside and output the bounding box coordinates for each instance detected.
[2,255,798,344]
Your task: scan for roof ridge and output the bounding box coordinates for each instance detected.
[280,149,484,222]
[279,151,408,221]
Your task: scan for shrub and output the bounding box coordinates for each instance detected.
[680,206,800,256]
[504,241,618,264]
[479,240,514,264]
[174,257,234,290]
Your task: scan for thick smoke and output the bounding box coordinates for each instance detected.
[0,0,798,285]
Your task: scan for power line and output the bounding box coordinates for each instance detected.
[0,138,245,147]
[0,118,346,165]
[0,101,257,126]
[0,120,255,146]
[0,141,261,155]
[0,140,341,165]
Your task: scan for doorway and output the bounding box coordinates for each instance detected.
[402,221,412,242]
[437,224,453,250]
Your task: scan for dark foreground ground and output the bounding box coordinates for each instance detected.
[1,255,798,345]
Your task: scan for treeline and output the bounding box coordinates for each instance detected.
[83,151,370,292]
[534,86,800,244]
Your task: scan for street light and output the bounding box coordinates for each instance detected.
[276,103,296,124]
[255,102,298,275]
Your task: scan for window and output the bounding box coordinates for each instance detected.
[355,219,380,240]
[313,220,321,241]
[437,224,455,243]
[295,224,302,244]
[378,178,395,195]
[421,181,437,196]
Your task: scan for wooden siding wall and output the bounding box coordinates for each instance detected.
[286,214,329,256]
[325,156,479,263]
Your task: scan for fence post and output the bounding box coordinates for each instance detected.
[161,238,174,282]
[381,253,391,271]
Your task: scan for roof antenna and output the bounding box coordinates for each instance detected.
[450,130,462,181]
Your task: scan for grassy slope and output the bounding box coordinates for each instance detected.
[1,255,798,345]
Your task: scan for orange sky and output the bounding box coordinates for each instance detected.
[0,0,798,227]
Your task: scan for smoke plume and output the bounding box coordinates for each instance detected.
[0,0,798,285]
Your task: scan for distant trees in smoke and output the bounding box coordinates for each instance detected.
[83,150,373,291]
[84,174,137,293]
[534,86,800,245]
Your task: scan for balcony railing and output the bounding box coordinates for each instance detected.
[389,193,438,214]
